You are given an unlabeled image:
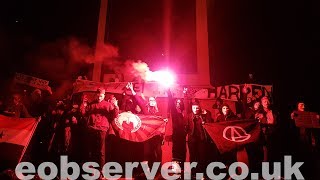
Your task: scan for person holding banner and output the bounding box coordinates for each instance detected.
[212,98,223,121]
[291,102,311,147]
[121,95,141,114]
[290,101,320,152]
[186,101,214,178]
[240,84,262,120]
[215,104,239,122]
[85,88,119,170]
[239,85,265,173]
[215,104,246,174]
[127,82,163,174]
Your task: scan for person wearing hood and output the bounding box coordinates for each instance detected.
[216,104,239,122]
[185,101,214,178]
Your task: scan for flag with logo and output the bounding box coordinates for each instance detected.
[112,112,167,142]
[0,115,38,170]
[203,119,261,154]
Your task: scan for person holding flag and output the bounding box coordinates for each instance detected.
[84,88,119,170]
[127,82,165,174]
[185,100,213,178]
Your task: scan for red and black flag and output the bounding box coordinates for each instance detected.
[113,112,167,142]
[0,115,38,170]
[203,119,261,154]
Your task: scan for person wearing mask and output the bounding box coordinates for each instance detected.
[255,96,279,162]
[291,101,320,152]
[167,88,187,173]
[185,101,213,178]
[216,104,239,122]
[127,82,164,174]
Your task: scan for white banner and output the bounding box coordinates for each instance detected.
[72,80,184,98]
[72,80,272,101]
[208,84,273,102]
[14,73,50,91]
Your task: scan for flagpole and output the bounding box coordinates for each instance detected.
[18,117,41,164]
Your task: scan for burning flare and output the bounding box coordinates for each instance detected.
[130,60,175,87]
[145,70,175,87]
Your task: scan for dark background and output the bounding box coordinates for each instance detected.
[0,0,319,115]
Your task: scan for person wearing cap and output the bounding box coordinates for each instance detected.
[84,87,119,169]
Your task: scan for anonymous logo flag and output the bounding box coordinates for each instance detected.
[113,112,166,142]
[203,119,261,154]
[0,115,38,170]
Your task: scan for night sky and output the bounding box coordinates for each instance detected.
[1,0,319,115]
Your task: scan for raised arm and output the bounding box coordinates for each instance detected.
[182,88,190,116]
[127,82,147,114]
[80,96,87,114]
[167,88,175,113]
[110,96,119,117]
[240,84,250,118]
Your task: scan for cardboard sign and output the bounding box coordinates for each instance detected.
[293,111,320,128]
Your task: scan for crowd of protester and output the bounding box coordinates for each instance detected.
[0,80,319,180]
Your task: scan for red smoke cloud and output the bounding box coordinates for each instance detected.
[68,38,119,64]
[25,37,164,99]
[26,37,120,79]
[25,37,120,99]
[123,60,151,81]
